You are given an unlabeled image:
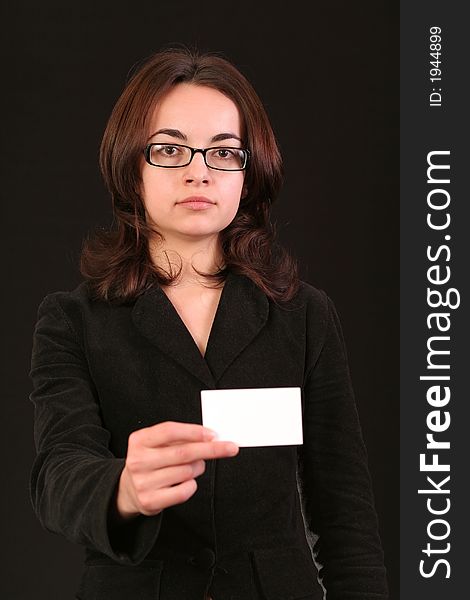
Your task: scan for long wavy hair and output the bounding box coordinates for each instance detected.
[80,46,299,305]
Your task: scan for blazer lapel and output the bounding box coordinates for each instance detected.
[131,282,216,388]
[131,271,269,388]
[204,271,269,382]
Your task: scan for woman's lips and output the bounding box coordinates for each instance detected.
[177,196,215,210]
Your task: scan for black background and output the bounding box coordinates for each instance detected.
[1,1,398,598]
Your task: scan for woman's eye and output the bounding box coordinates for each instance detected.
[161,145,178,155]
[216,148,234,158]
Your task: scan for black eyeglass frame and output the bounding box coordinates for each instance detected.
[143,143,250,172]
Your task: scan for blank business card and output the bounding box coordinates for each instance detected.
[200,387,303,447]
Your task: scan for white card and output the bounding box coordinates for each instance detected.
[200,387,303,447]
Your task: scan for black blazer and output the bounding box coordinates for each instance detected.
[29,270,388,600]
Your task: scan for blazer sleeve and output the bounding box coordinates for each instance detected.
[29,292,162,565]
[297,292,389,599]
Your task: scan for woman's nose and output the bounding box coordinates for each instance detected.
[184,151,211,182]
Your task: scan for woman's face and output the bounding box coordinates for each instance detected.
[141,83,246,245]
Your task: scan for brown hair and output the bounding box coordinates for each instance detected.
[80,46,299,305]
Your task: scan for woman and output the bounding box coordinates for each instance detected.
[29,48,389,599]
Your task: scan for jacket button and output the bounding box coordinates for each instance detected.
[187,548,216,570]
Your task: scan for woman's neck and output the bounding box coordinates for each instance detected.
[149,234,224,287]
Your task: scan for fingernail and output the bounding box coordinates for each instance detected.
[203,429,218,440]
[226,443,239,455]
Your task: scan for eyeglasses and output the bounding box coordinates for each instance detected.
[143,143,250,171]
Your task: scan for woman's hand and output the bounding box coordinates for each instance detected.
[115,421,239,520]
